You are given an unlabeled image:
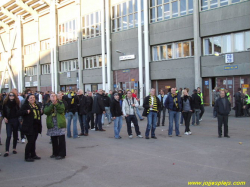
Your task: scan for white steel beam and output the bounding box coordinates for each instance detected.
[34,4,46,10]
[0,20,10,32]
[41,0,51,6]
[1,6,17,21]
[16,0,38,18]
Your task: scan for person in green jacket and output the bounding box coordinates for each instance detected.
[44,94,66,160]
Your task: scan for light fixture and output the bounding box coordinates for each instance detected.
[214,52,225,57]
[116,50,125,55]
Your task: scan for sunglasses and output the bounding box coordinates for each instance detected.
[9,95,15,97]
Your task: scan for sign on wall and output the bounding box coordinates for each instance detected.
[225,54,234,63]
[205,81,209,86]
[119,55,135,61]
[224,65,238,70]
[67,72,71,78]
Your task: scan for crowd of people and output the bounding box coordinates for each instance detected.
[0,86,249,163]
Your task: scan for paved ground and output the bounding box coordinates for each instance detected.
[0,107,249,187]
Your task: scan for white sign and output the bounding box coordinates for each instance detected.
[30,77,32,81]
[119,55,135,61]
[225,54,234,63]
[33,81,38,86]
[25,82,31,87]
[4,84,9,88]
[67,72,71,78]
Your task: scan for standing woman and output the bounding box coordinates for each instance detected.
[44,94,66,160]
[181,89,194,135]
[0,94,4,145]
[18,94,42,162]
[2,92,20,157]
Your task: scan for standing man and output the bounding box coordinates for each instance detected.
[78,89,88,136]
[234,88,243,117]
[132,89,144,121]
[143,88,160,139]
[122,90,143,139]
[65,91,79,139]
[86,92,94,130]
[165,88,182,137]
[243,91,250,117]
[191,89,201,126]
[92,89,106,131]
[214,90,231,138]
[157,89,168,127]
[225,89,231,103]
[102,93,112,125]
[197,87,205,121]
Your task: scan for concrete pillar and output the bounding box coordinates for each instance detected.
[35,16,41,91]
[193,0,202,88]
[138,0,143,106]
[144,0,150,95]
[76,0,83,91]
[50,2,55,92]
[105,0,111,92]
[101,0,106,91]
[16,16,24,93]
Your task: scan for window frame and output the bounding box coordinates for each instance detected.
[200,0,247,11]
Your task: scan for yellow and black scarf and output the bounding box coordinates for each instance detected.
[147,96,158,113]
[172,94,178,109]
[29,103,41,120]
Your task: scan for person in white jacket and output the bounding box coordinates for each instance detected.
[122,91,143,139]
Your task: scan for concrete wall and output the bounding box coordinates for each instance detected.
[24,53,39,67]
[59,42,78,61]
[200,1,250,37]
[39,13,50,41]
[82,37,102,57]
[81,0,101,15]
[82,68,104,84]
[58,2,77,24]
[201,51,250,77]
[150,57,195,89]
[150,15,194,45]
[40,50,51,64]
[111,28,139,70]
[23,20,37,45]
[60,71,78,85]
[40,74,52,87]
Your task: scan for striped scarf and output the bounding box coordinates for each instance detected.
[29,103,40,120]
[147,96,158,113]
[171,94,178,109]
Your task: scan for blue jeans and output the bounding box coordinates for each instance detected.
[67,112,78,138]
[168,110,180,136]
[102,107,111,124]
[114,116,123,138]
[78,114,88,134]
[136,107,143,120]
[192,109,200,125]
[145,111,158,137]
[95,114,103,130]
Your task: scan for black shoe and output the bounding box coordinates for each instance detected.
[156,125,160,127]
[4,153,9,157]
[33,156,41,160]
[55,156,65,160]
[25,158,34,162]
[50,155,56,158]
[162,124,165,126]
[13,150,17,154]
[145,137,150,139]
[151,136,157,139]
[224,135,230,138]
[218,135,222,138]
[140,118,144,121]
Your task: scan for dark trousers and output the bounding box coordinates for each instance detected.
[78,114,88,134]
[25,130,38,159]
[235,102,242,117]
[157,107,166,126]
[5,118,19,152]
[243,104,250,116]
[95,114,103,130]
[87,112,94,129]
[51,135,66,157]
[125,115,141,136]
[18,120,25,139]
[183,111,192,132]
[199,105,205,119]
[217,114,228,136]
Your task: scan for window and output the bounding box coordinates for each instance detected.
[82,11,101,39]
[203,31,250,55]
[84,55,107,69]
[41,64,51,74]
[200,0,247,11]
[24,43,36,55]
[25,66,37,76]
[112,0,144,33]
[59,19,77,45]
[41,39,50,51]
[150,0,193,23]
[60,60,79,72]
[152,40,194,61]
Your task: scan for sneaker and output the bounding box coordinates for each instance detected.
[21,138,26,144]
[184,132,189,135]
[129,135,133,139]
[131,123,134,128]
[199,118,202,122]
[137,135,143,138]
[91,128,95,131]
[188,131,192,135]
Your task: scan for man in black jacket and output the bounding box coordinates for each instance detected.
[214,90,231,138]
[234,88,243,117]
[102,93,112,125]
[191,89,201,126]
[86,92,94,130]
[78,90,88,136]
[92,89,106,131]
